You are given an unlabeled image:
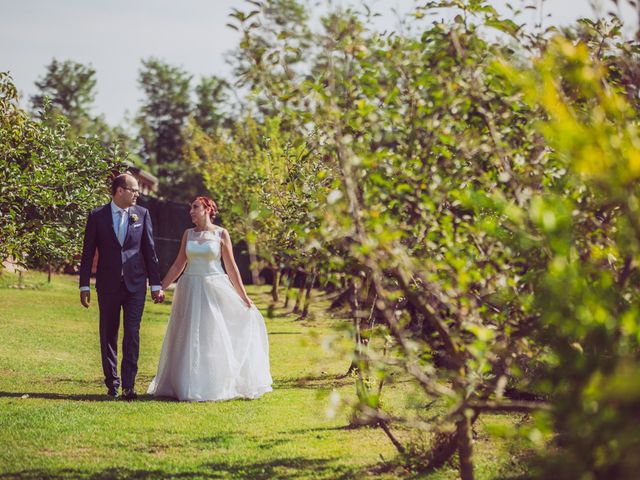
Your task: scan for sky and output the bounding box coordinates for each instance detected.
[1,0,636,127]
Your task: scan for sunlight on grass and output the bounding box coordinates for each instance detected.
[0,271,529,479]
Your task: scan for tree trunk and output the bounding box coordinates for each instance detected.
[345,279,360,375]
[328,283,354,310]
[457,414,475,480]
[270,266,280,302]
[283,269,292,308]
[300,271,317,318]
[292,272,306,314]
[47,263,52,283]
[426,411,479,473]
[247,240,261,285]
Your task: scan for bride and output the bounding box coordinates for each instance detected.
[147,196,272,401]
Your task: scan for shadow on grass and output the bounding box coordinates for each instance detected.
[0,390,279,404]
[0,391,163,403]
[286,425,356,434]
[0,457,361,479]
[194,433,237,448]
[202,458,358,480]
[265,311,295,319]
[0,391,118,402]
[274,373,352,390]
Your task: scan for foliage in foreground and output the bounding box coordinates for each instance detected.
[498,35,640,478]
[190,1,640,478]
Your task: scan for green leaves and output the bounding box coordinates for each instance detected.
[0,72,120,270]
[498,31,640,478]
[192,0,640,476]
[30,59,97,138]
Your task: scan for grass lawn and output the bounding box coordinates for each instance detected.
[0,271,532,479]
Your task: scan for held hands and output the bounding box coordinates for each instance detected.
[152,289,165,304]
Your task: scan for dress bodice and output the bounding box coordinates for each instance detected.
[184,228,225,276]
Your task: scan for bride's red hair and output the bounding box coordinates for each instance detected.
[194,196,218,220]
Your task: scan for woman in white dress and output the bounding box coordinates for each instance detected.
[147,196,272,401]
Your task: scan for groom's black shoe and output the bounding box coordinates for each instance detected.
[107,387,120,400]
[122,388,138,401]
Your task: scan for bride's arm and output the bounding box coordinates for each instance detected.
[220,228,252,307]
[161,230,188,290]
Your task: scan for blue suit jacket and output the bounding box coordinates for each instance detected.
[79,203,161,294]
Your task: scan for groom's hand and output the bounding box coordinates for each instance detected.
[80,291,91,308]
[152,289,165,304]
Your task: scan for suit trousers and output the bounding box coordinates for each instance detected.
[97,282,146,390]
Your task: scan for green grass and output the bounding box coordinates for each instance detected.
[0,270,532,479]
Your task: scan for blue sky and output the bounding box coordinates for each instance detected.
[1,0,635,126]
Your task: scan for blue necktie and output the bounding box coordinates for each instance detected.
[117,210,127,246]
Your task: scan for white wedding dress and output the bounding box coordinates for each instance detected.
[147,228,272,401]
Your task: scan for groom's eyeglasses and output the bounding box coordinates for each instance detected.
[122,187,141,194]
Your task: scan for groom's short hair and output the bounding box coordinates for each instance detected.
[111,173,130,196]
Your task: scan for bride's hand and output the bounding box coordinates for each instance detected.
[240,295,253,308]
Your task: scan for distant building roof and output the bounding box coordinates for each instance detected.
[123,163,158,195]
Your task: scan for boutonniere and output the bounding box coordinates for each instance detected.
[129,213,139,223]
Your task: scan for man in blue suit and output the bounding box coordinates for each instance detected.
[79,173,165,400]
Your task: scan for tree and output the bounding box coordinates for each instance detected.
[229,0,313,119]
[184,116,265,284]
[30,58,139,154]
[497,33,640,479]
[225,0,332,301]
[1,72,122,278]
[206,0,640,478]
[136,58,199,201]
[30,59,98,137]
[194,75,229,134]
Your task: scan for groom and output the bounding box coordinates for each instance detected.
[79,173,164,401]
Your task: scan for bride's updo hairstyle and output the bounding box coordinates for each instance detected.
[194,196,218,221]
